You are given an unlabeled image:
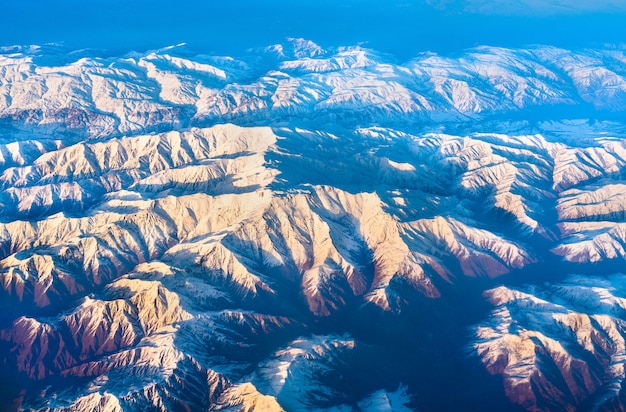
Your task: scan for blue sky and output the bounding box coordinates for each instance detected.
[428,0,626,15]
[1,0,624,58]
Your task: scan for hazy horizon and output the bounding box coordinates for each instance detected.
[2,0,626,59]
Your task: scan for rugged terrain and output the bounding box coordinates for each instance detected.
[2,39,626,411]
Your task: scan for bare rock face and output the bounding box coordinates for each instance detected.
[3,40,626,411]
[1,276,191,380]
[472,275,626,411]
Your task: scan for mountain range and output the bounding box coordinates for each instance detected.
[2,38,626,411]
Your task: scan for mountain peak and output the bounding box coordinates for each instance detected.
[264,37,327,60]
[3,41,626,411]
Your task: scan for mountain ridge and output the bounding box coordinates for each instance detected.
[3,39,626,411]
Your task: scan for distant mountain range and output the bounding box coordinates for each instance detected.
[2,39,626,411]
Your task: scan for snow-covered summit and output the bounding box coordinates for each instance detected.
[3,41,626,411]
[1,41,626,142]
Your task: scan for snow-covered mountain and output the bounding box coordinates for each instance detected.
[2,40,626,139]
[2,39,626,411]
[472,275,626,411]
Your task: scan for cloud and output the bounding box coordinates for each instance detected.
[427,0,626,15]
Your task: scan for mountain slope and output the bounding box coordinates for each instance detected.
[2,40,626,411]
